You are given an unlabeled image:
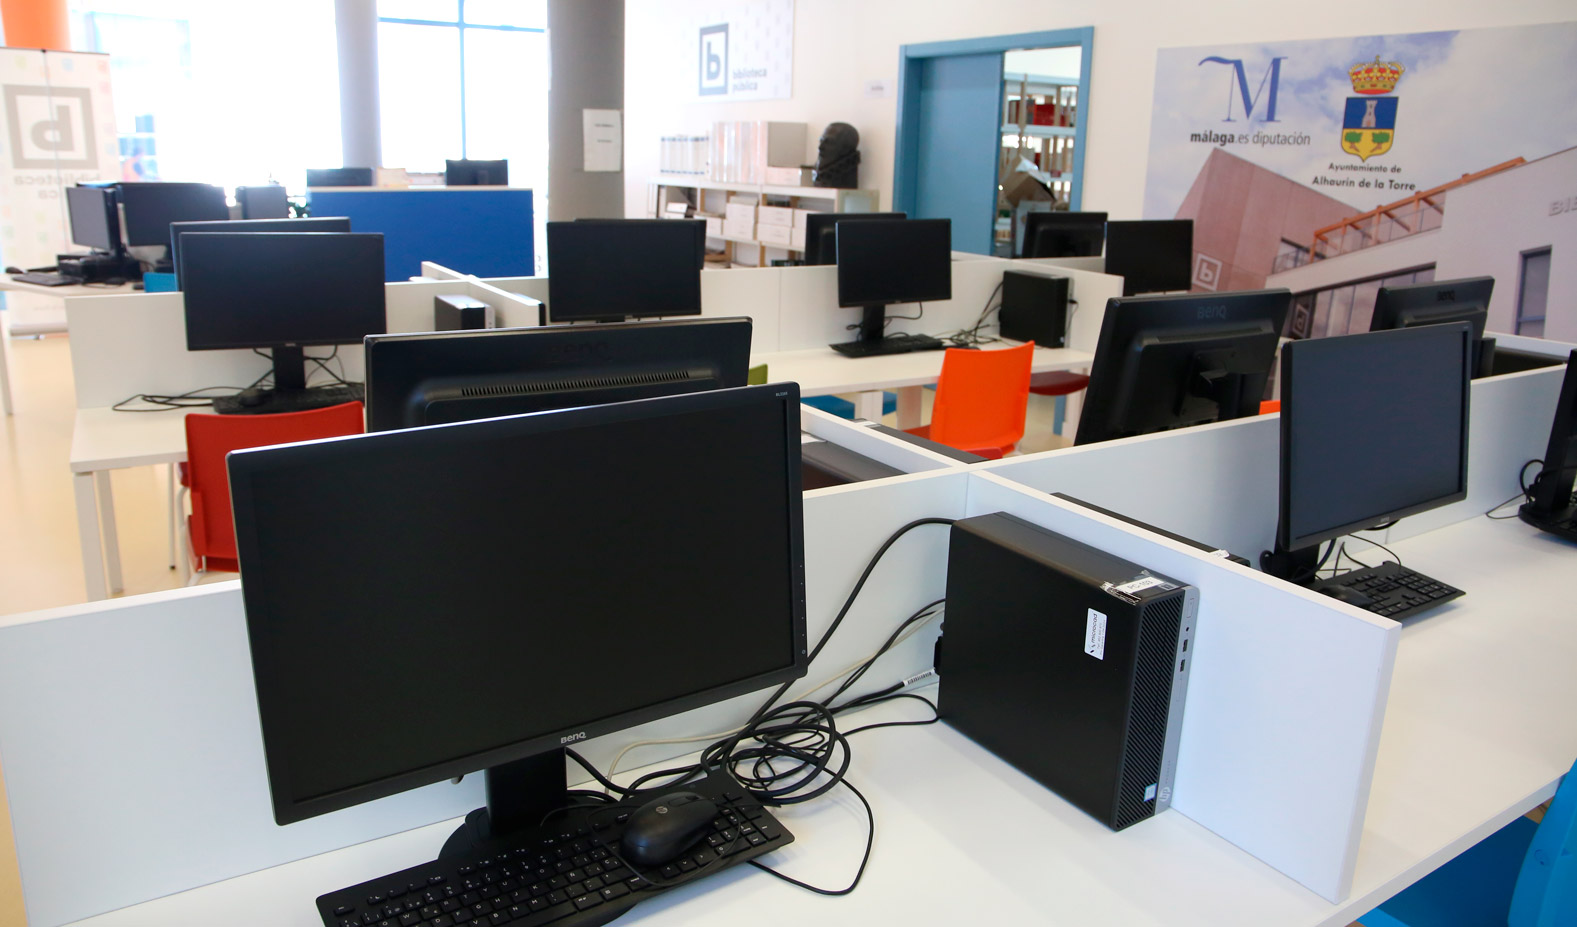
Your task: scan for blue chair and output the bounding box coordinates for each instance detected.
[801,391,898,420]
[1361,757,1576,927]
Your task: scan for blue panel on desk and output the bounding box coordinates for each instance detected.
[306,189,534,281]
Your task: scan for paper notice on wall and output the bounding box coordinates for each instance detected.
[583,109,622,172]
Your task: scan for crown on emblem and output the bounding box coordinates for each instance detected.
[1349,55,1404,94]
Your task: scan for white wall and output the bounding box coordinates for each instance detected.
[1434,147,1577,341]
[623,1,1573,221]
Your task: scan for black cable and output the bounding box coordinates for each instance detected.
[1486,459,1543,519]
[1347,533,1403,568]
[748,778,874,896]
[884,302,923,324]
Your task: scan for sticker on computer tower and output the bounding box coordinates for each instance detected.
[1112,575,1176,596]
[1085,608,1108,660]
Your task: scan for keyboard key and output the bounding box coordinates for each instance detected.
[600,882,631,901]
[573,893,603,911]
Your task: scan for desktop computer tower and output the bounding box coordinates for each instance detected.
[939,512,1197,831]
[998,271,1069,347]
[434,294,493,331]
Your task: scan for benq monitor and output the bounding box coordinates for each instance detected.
[363,316,753,431]
[1370,276,1494,378]
[1074,288,1291,445]
[1104,220,1194,295]
[546,219,704,322]
[1020,211,1107,259]
[802,212,907,265]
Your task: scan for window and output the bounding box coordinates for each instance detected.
[1289,266,1437,338]
[1516,248,1552,338]
[70,1,343,193]
[376,0,547,176]
[1271,239,1310,274]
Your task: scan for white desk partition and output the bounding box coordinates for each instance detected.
[417,261,466,280]
[800,404,974,474]
[964,472,1396,902]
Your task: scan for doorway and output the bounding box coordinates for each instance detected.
[894,28,1093,255]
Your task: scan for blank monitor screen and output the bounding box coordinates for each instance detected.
[1020,211,1106,258]
[1105,220,1193,295]
[802,212,907,265]
[118,182,229,247]
[836,218,951,307]
[305,167,375,187]
[546,219,704,321]
[169,217,353,287]
[446,159,509,185]
[228,383,809,824]
[180,232,386,350]
[66,185,118,251]
[1278,323,1471,553]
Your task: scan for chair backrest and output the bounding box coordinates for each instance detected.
[929,342,1035,453]
[1510,756,1577,927]
[184,402,365,562]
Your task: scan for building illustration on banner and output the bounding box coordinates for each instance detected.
[1145,23,1577,343]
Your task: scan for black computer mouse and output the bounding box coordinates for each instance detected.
[4,266,20,275]
[619,791,717,867]
[237,388,268,408]
[1318,584,1375,609]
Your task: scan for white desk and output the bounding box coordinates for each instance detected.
[0,279,137,415]
[753,343,1093,428]
[58,515,1577,927]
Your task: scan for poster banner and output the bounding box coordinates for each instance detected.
[692,0,794,101]
[1142,23,1577,295]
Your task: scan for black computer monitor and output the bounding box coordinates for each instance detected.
[180,232,386,391]
[1105,220,1193,295]
[546,219,704,322]
[1370,276,1495,378]
[835,217,951,347]
[445,158,509,186]
[236,184,290,219]
[1019,211,1106,259]
[1073,288,1291,446]
[801,211,907,265]
[117,182,230,247]
[169,217,352,287]
[228,383,808,841]
[1262,323,1471,581]
[65,185,121,253]
[305,167,375,187]
[1520,350,1577,534]
[363,316,753,431]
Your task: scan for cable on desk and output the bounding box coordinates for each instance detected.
[1485,459,1543,520]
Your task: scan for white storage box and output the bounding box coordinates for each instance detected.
[756,223,794,247]
[757,205,794,227]
[724,202,757,224]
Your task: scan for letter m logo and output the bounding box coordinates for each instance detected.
[1197,56,1287,123]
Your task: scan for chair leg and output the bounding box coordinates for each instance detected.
[175,485,193,585]
[167,464,177,570]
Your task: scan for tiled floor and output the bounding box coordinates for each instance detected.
[0,334,1078,925]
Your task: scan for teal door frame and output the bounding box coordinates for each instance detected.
[894,28,1095,243]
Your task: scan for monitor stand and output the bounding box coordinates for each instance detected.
[1259,541,1320,585]
[440,747,572,857]
[829,305,944,358]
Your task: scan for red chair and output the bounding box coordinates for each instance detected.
[906,342,1035,459]
[1029,370,1091,437]
[179,402,365,577]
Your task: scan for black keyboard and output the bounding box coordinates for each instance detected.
[212,383,364,415]
[830,333,947,357]
[11,272,82,287]
[317,772,793,927]
[1315,561,1464,619]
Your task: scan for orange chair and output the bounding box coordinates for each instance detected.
[1259,400,1282,414]
[906,342,1035,459]
[180,402,365,577]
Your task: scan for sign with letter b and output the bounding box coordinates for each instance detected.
[699,24,728,96]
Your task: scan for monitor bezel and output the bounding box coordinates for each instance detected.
[545,219,705,322]
[1276,323,1472,553]
[169,217,353,287]
[229,383,810,825]
[835,217,952,309]
[1369,275,1493,343]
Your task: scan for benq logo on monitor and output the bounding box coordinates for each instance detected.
[3,85,97,169]
[560,731,587,745]
[699,24,728,96]
[1197,305,1227,321]
[1437,289,1455,302]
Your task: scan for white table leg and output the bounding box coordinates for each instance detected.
[73,472,108,601]
[167,463,177,570]
[0,309,14,416]
[1062,387,1084,440]
[95,470,124,595]
[895,387,924,431]
[852,390,886,424]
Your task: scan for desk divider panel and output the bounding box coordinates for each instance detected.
[65,282,534,409]
[417,261,467,280]
[963,472,1399,902]
[0,471,972,926]
[799,404,970,475]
